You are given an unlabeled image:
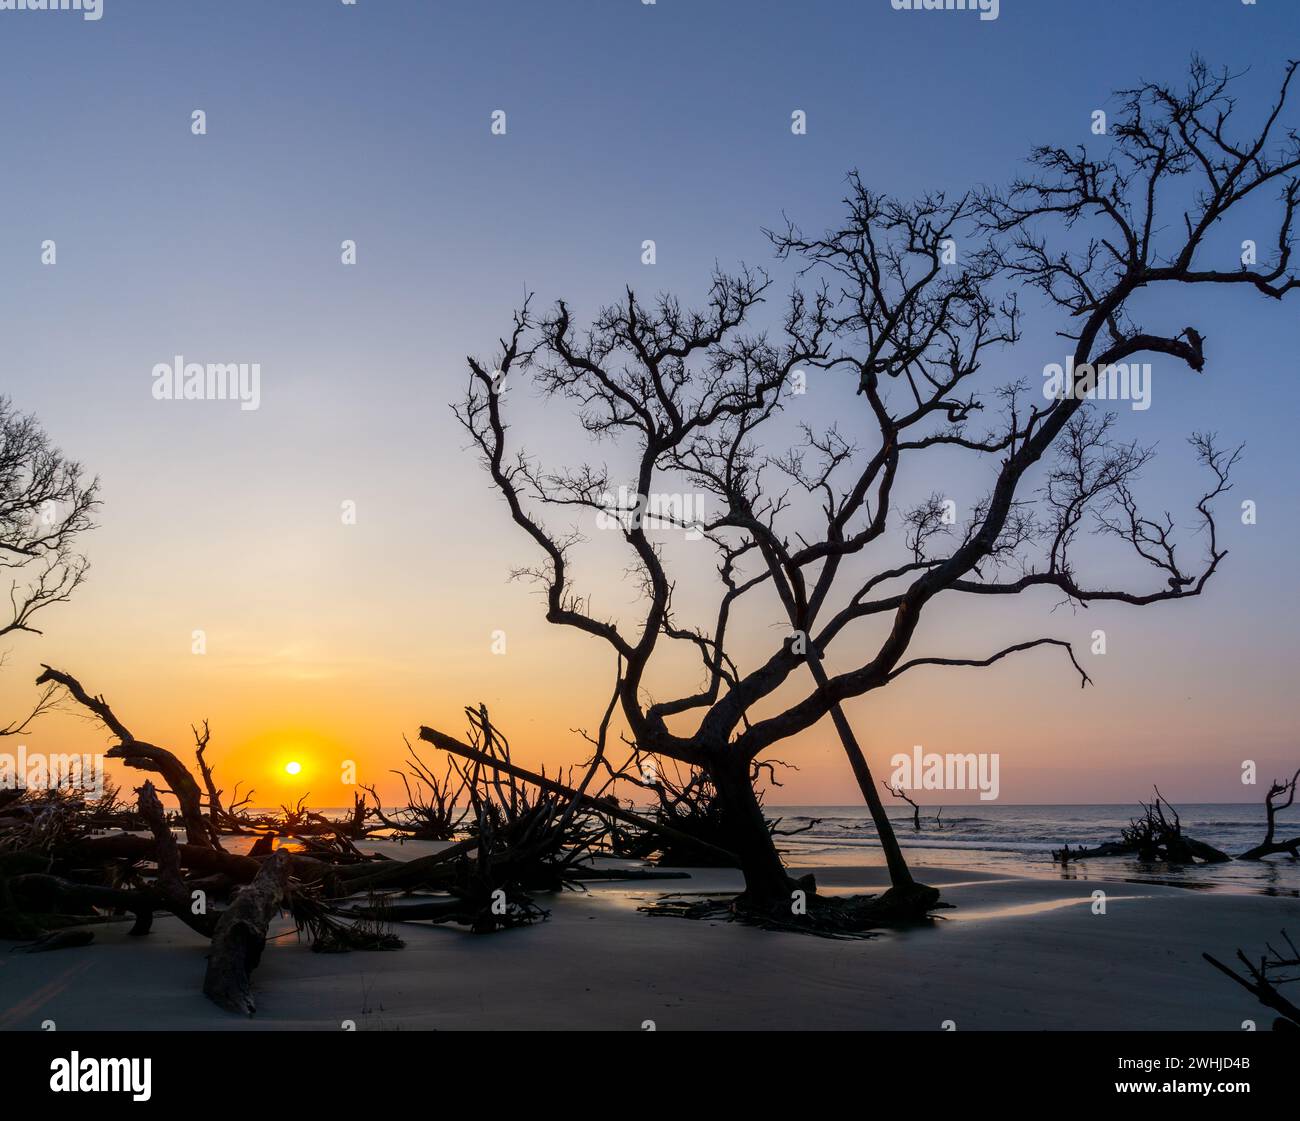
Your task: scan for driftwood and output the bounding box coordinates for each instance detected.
[1053,789,1230,865]
[327,836,474,894]
[1124,791,1231,863]
[0,782,142,844]
[339,897,495,922]
[361,741,469,841]
[193,720,225,829]
[568,866,691,881]
[337,792,369,840]
[35,666,216,848]
[1239,769,1300,861]
[318,705,599,931]
[603,752,785,867]
[1053,841,1134,863]
[603,753,733,866]
[1,764,400,1011]
[1204,930,1300,1032]
[193,721,255,834]
[330,697,637,931]
[324,830,595,898]
[316,709,581,911]
[418,724,738,865]
[14,929,95,953]
[202,850,292,1014]
[135,782,217,937]
[421,707,940,933]
[63,832,326,883]
[5,874,157,937]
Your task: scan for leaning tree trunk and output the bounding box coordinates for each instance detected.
[34,665,216,847]
[803,652,916,891]
[110,741,215,848]
[706,755,798,908]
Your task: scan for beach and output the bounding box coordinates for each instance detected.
[3,842,1294,1031]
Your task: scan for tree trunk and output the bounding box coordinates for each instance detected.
[804,652,916,890]
[34,666,216,848]
[203,850,292,1015]
[706,755,797,907]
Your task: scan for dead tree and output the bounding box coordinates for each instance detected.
[458,58,1300,921]
[202,851,293,1014]
[1239,769,1300,860]
[277,795,310,834]
[192,720,254,834]
[0,399,98,737]
[418,724,739,868]
[337,791,369,839]
[883,782,923,832]
[614,758,739,866]
[1055,787,1231,864]
[361,739,469,841]
[1124,788,1231,863]
[394,701,633,929]
[411,677,752,896]
[1205,930,1300,1031]
[35,666,218,848]
[598,752,810,866]
[2,777,395,1010]
[137,778,305,1014]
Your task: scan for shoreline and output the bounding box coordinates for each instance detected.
[2,854,1293,1031]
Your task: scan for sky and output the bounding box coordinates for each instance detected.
[1,0,1298,808]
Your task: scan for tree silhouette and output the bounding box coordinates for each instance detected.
[0,398,98,737]
[460,59,1300,917]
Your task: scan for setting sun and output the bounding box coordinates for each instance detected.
[284,761,302,776]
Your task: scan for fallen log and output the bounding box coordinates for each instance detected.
[418,725,738,865]
[202,849,292,1015]
[325,837,476,894]
[136,782,216,937]
[61,833,328,883]
[1055,790,1233,865]
[1241,838,1300,861]
[337,897,480,922]
[565,867,691,881]
[5,874,158,936]
[1183,837,1233,864]
[36,666,215,848]
[14,929,96,953]
[1239,768,1300,861]
[1052,841,1136,863]
[323,832,578,897]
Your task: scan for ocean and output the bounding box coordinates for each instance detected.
[283,800,1300,896]
[768,803,1300,895]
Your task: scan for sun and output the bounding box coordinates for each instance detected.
[284,761,302,776]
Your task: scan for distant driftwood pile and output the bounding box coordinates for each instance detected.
[1052,780,1299,867]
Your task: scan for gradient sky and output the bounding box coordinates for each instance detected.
[1,0,1298,808]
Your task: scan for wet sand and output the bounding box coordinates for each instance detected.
[2,846,1292,1031]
